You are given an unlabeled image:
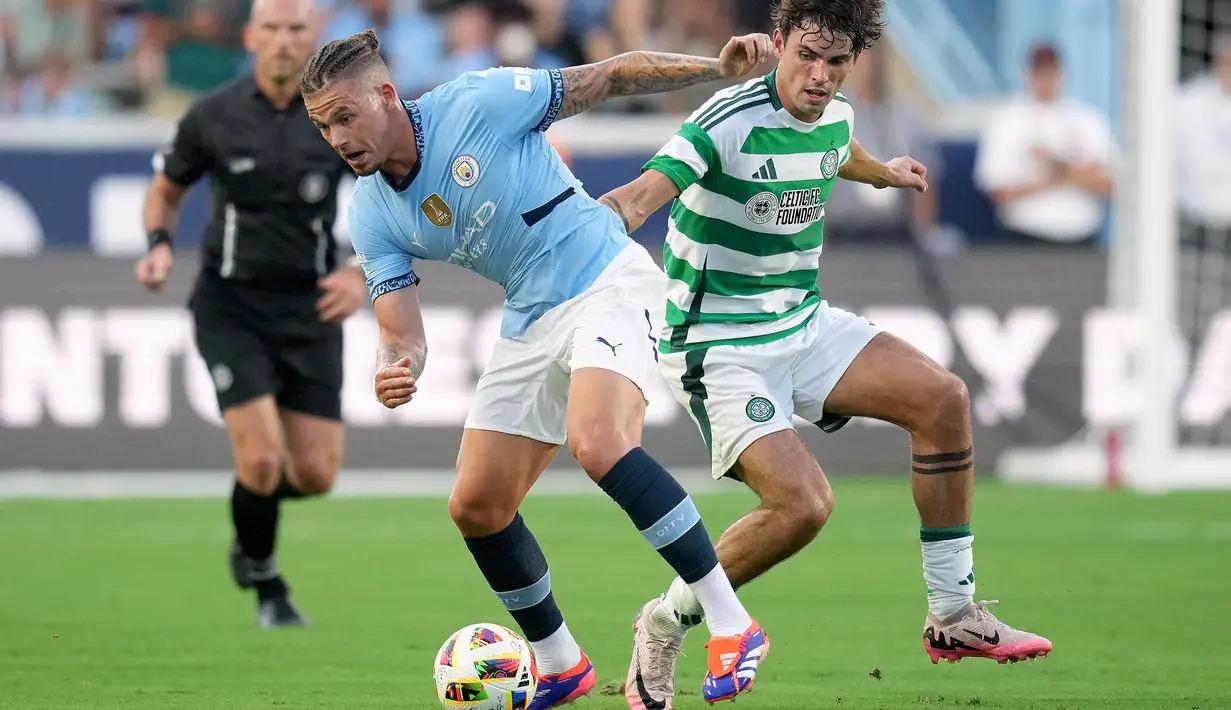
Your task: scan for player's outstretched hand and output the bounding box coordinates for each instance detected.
[317,266,368,323]
[718,33,774,79]
[135,243,173,292]
[884,156,929,193]
[374,356,417,408]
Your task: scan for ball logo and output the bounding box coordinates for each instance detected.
[451,155,480,188]
[820,148,840,180]
[744,191,779,225]
[746,396,775,422]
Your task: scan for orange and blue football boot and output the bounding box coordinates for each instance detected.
[528,652,597,710]
[701,620,769,703]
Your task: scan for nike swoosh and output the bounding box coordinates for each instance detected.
[634,670,668,710]
[965,629,1000,645]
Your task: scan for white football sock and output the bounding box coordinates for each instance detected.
[663,568,751,638]
[528,622,582,676]
[922,532,976,621]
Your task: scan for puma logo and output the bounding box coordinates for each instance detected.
[596,337,622,356]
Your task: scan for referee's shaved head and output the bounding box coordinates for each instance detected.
[244,0,317,87]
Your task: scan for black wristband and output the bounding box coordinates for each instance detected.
[147,228,172,251]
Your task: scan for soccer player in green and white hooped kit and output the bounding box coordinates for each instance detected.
[597,1,1053,707]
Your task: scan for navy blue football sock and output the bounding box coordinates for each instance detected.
[597,447,719,583]
[463,513,565,643]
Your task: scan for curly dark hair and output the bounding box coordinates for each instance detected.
[771,0,887,55]
[301,29,384,95]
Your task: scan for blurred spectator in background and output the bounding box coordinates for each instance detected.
[1,0,94,75]
[975,42,1117,247]
[427,1,496,87]
[318,0,444,96]
[730,0,768,34]
[526,0,647,66]
[1177,31,1231,232]
[489,0,563,70]
[642,0,740,113]
[137,0,253,118]
[0,0,740,116]
[824,47,959,252]
[9,49,93,116]
[1176,31,1231,359]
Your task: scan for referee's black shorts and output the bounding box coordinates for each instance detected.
[189,272,343,421]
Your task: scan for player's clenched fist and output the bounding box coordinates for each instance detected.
[374,355,418,408]
[718,33,774,78]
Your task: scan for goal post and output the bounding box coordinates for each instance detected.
[1127,0,1180,489]
[996,0,1231,492]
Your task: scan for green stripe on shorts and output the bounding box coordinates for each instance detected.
[681,348,712,457]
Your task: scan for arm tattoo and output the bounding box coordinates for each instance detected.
[597,194,631,233]
[556,51,721,121]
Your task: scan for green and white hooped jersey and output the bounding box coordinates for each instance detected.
[644,70,853,354]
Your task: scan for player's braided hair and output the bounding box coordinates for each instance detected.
[771,0,886,55]
[300,29,383,95]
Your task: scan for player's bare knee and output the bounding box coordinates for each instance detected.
[448,489,517,537]
[787,482,834,538]
[568,427,635,479]
[908,371,971,437]
[929,372,971,434]
[236,448,283,494]
[756,471,834,540]
[291,457,339,496]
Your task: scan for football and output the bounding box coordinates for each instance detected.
[434,623,538,709]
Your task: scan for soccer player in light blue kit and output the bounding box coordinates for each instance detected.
[301,29,774,709]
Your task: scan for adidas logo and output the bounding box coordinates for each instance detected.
[674,609,704,627]
[751,158,778,180]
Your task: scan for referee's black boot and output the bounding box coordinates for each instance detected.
[257,594,308,628]
[229,541,280,590]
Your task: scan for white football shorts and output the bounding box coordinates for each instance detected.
[463,242,667,445]
[659,301,883,479]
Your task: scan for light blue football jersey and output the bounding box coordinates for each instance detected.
[348,66,632,338]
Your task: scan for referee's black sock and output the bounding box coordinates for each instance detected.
[274,467,305,500]
[231,479,288,600]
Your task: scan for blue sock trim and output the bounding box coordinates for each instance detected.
[463,513,564,643]
[598,447,720,584]
[497,570,553,611]
[641,496,702,550]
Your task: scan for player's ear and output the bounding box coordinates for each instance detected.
[378,82,399,106]
[242,22,256,54]
[773,29,786,57]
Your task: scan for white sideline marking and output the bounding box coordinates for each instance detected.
[0,469,729,500]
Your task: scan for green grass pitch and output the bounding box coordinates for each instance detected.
[2,479,1229,709]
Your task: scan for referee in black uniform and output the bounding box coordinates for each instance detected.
[135,0,366,627]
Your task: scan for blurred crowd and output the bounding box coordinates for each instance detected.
[2,1,1228,251]
[0,0,771,118]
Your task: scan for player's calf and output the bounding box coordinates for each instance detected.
[659,430,834,632]
[452,430,584,679]
[462,512,584,679]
